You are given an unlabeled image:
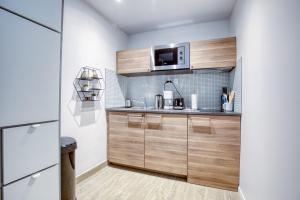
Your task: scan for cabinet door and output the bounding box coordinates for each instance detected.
[190,37,236,69]
[0,0,62,31]
[0,10,60,127]
[3,165,59,200]
[2,122,59,184]
[108,112,145,168]
[117,48,150,74]
[188,115,241,191]
[145,114,187,176]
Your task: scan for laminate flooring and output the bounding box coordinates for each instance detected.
[77,165,241,200]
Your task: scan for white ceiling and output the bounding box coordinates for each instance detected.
[85,0,237,34]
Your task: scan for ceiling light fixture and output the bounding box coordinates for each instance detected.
[115,0,122,3]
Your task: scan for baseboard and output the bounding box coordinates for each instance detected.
[238,186,246,200]
[76,161,107,184]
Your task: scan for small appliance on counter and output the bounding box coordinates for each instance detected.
[174,98,184,110]
[163,80,184,110]
[155,94,164,109]
[163,91,173,110]
[125,99,132,108]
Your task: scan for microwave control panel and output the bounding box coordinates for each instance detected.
[177,46,186,65]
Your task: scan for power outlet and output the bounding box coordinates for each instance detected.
[173,78,179,85]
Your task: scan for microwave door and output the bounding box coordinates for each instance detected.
[155,48,178,67]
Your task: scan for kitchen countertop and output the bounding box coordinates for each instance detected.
[106,107,241,116]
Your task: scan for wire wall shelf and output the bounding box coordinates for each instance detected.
[73,67,104,102]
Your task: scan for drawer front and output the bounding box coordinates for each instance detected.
[2,122,59,184]
[3,165,59,200]
[0,10,60,127]
[0,0,62,31]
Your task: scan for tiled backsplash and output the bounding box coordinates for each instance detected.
[105,69,242,112]
[126,71,230,110]
[105,69,127,108]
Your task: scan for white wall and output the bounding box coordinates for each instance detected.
[61,0,128,176]
[128,20,233,48]
[230,1,300,200]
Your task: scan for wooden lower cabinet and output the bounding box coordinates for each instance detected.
[107,111,241,191]
[144,114,187,176]
[108,112,145,168]
[187,115,241,191]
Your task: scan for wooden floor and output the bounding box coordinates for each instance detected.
[77,165,241,200]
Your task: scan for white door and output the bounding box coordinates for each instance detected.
[3,165,59,200]
[0,0,62,31]
[0,10,60,127]
[2,122,59,184]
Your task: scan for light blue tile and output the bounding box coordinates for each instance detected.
[105,69,238,110]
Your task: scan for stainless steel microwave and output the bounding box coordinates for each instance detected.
[151,42,190,71]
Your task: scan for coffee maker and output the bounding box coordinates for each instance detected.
[163,80,184,110]
[163,91,173,110]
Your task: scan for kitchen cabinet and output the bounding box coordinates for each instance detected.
[3,165,59,200]
[145,114,187,176]
[108,112,145,168]
[107,111,241,191]
[188,115,241,191]
[0,0,62,32]
[2,122,59,185]
[0,10,60,127]
[190,37,236,69]
[116,48,151,74]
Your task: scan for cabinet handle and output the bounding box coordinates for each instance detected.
[146,115,162,130]
[128,114,143,122]
[128,114,143,118]
[127,114,144,128]
[190,117,211,134]
[146,115,162,123]
[31,124,41,128]
[147,115,162,118]
[31,173,41,179]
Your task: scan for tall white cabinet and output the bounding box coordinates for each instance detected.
[0,1,62,199]
[0,0,62,31]
[0,10,60,127]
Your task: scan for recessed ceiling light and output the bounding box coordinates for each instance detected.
[116,0,122,3]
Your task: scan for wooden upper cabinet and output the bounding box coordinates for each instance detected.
[117,48,151,74]
[108,112,145,168]
[145,114,187,176]
[188,115,241,191]
[190,37,237,69]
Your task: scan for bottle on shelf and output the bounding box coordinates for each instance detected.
[221,87,228,112]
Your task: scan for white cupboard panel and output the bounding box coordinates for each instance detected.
[2,122,59,184]
[3,165,59,200]
[0,10,60,127]
[0,0,62,31]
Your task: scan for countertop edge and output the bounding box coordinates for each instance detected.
[105,108,242,116]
